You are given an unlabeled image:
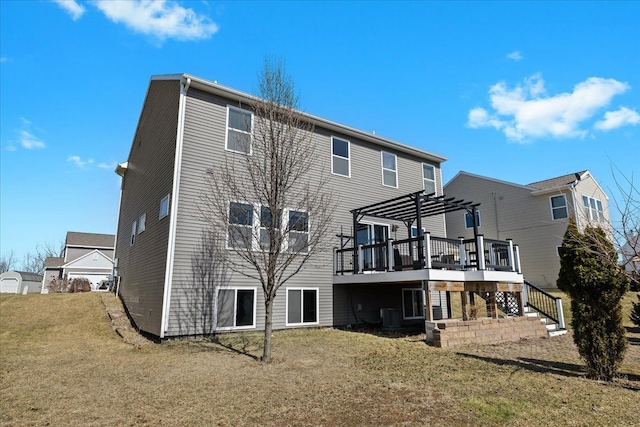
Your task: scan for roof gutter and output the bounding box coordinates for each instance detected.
[152,74,447,164]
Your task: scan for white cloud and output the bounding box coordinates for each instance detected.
[67,155,94,168]
[53,0,86,21]
[594,107,640,131]
[93,0,218,41]
[506,51,523,61]
[6,144,17,152]
[468,74,632,141]
[19,130,46,149]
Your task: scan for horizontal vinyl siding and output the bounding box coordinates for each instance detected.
[115,80,181,336]
[575,175,611,230]
[444,174,574,288]
[164,88,445,336]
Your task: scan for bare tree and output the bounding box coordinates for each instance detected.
[21,241,64,274]
[199,58,334,362]
[1,251,17,273]
[610,167,639,287]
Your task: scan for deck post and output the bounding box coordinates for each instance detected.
[424,232,432,269]
[458,237,466,268]
[357,245,364,273]
[476,234,486,270]
[423,280,433,322]
[513,244,521,273]
[507,239,515,272]
[556,298,566,329]
[461,291,469,320]
[333,248,338,275]
[387,239,394,272]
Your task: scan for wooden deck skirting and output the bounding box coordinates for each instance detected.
[427,317,548,348]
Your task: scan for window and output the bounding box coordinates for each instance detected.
[216,288,256,330]
[582,195,604,222]
[259,206,281,250]
[465,210,481,229]
[556,246,562,256]
[381,151,397,188]
[550,195,568,220]
[130,222,137,246]
[226,106,253,154]
[159,194,170,219]
[331,137,350,177]
[422,163,436,195]
[138,214,146,234]
[286,288,318,326]
[228,202,254,249]
[402,288,425,319]
[288,210,309,253]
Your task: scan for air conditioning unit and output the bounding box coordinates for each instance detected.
[380,308,401,328]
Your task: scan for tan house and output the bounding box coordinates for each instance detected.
[444,170,610,288]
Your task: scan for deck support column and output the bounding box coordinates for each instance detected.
[461,291,469,320]
[486,292,498,319]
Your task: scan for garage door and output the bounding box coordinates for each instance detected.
[68,274,110,291]
[0,278,19,294]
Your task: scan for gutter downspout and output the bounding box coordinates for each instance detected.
[160,76,190,339]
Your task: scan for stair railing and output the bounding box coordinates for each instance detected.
[523,281,565,329]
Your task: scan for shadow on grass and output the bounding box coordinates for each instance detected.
[457,353,640,389]
[209,334,262,361]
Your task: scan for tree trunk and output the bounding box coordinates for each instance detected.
[262,296,273,363]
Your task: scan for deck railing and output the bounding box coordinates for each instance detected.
[334,233,520,275]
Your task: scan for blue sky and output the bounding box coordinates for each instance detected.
[1,1,639,264]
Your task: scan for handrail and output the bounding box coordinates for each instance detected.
[524,280,564,328]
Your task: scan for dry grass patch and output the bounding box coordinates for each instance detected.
[1,293,639,426]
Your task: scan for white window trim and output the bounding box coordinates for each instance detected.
[422,163,436,195]
[159,194,170,220]
[402,288,425,320]
[464,210,481,229]
[581,194,604,222]
[225,203,310,254]
[331,136,351,178]
[284,208,310,254]
[285,287,320,327]
[130,222,137,246]
[226,200,256,250]
[550,194,568,221]
[214,286,257,331]
[380,151,398,188]
[138,214,146,234]
[225,105,253,155]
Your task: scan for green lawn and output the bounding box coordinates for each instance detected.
[1,292,639,426]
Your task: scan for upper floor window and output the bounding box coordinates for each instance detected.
[259,206,281,250]
[130,222,137,246]
[159,194,170,219]
[422,164,436,195]
[331,137,350,177]
[465,210,481,229]
[138,214,146,234]
[582,195,604,222]
[381,151,397,188]
[226,106,253,154]
[550,195,568,220]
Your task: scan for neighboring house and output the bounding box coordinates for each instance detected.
[42,232,115,293]
[0,271,43,294]
[113,74,534,342]
[621,233,639,287]
[444,170,610,288]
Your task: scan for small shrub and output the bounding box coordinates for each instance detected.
[464,303,479,320]
[69,278,92,293]
[48,277,69,293]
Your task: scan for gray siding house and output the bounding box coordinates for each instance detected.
[444,171,610,288]
[115,74,529,341]
[42,232,115,293]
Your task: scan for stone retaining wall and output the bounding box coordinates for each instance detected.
[430,316,548,348]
